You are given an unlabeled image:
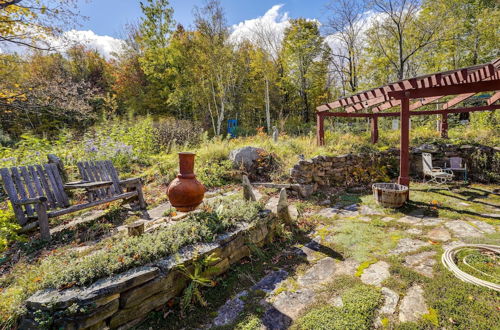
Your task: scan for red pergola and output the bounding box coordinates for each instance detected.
[316,58,500,187]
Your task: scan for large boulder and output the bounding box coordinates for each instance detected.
[229,146,277,181]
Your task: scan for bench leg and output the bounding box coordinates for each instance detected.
[36,201,51,241]
[135,183,147,210]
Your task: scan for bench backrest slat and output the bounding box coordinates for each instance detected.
[44,164,69,208]
[11,167,35,217]
[35,164,56,208]
[77,160,123,195]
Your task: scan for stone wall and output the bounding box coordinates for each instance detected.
[21,214,276,330]
[290,144,499,188]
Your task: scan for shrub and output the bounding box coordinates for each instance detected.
[0,206,23,253]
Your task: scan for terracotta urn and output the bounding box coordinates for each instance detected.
[167,152,205,212]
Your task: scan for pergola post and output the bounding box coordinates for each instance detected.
[370,115,379,144]
[398,96,410,188]
[317,112,325,146]
[440,113,448,138]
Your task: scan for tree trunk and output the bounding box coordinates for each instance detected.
[265,78,271,133]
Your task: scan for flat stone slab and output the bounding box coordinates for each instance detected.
[316,207,358,218]
[360,261,390,287]
[399,285,428,323]
[269,288,316,320]
[297,257,336,287]
[403,251,437,277]
[295,241,322,262]
[406,228,423,235]
[421,217,444,226]
[252,270,289,293]
[379,287,399,315]
[333,258,359,277]
[397,216,422,226]
[469,220,496,234]
[381,217,395,222]
[390,239,430,255]
[426,227,451,242]
[328,295,344,307]
[146,202,172,220]
[360,205,384,216]
[213,291,248,327]
[445,220,484,238]
[443,240,466,250]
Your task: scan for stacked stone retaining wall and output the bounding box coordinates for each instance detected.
[290,144,499,188]
[22,214,276,329]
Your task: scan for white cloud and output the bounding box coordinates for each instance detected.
[55,30,126,59]
[229,4,291,58]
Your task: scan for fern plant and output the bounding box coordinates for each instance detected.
[177,251,220,314]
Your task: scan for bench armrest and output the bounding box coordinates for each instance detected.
[119,177,142,188]
[12,196,47,206]
[64,181,113,191]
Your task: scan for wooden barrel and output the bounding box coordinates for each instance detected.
[372,183,408,208]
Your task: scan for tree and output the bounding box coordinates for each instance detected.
[137,0,175,114]
[282,19,326,123]
[325,0,366,94]
[0,0,79,50]
[368,0,442,80]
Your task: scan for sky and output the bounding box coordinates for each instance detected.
[76,0,331,38]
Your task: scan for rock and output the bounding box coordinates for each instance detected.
[328,296,344,307]
[269,288,316,320]
[272,126,279,143]
[252,270,289,293]
[360,205,384,216]
[421,217,444,227]
[379,287,399,315]
[390,239,430,255]
[469,220,496,234]
[213,291,248,327]
[360,261,390,287]
[242,175,256,201]
[445,220,483,238]
[298,257,336,287]
[399,285,428,323]
[261,306,293,330]
[334,258,360,277]
[230,146,266,171]
[406,228,423,235]
[295,241,321,262]
[277,188,293,225]
[426,227,451,241]
[146,202,172,220]
[381,217,395,222]
[397,216,422,226]
[109,291,170,328]
[403,251,437,277]
[443,240,466,250]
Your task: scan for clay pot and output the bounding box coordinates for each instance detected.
[167,152,205,212]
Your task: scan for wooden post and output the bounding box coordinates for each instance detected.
[370,115,379,144]
[317,112,325,146]
[47,154,67,183]
[440,113,448,138]
[127,221,145,236]
[36,198,51,241]
[398,97,410,188]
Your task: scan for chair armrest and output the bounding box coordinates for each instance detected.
[12,196,47,206]
[64,181,113,191]
[119,177,142,188]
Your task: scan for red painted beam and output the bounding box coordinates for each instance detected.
[371,116,379,144]
[317,112,325,146]
[487,91,500,105]
[442,93,476,110]
[388,80,500,99]
[399,97,411,188]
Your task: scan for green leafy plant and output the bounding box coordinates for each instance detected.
[0,206,23,253]
[178,251,220,313]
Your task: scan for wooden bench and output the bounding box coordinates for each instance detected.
[0,161,146,241]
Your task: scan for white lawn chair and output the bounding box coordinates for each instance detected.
[445,157,468,183]
[422,153,454,188]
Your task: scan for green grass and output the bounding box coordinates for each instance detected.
[293,278,382,330]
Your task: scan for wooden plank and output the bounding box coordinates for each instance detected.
[35,200,51,241]
[35,165,56,209]
[50,164,70,207]
[77,162,89,181]
[96,161,115,196]
[43,164,65,208]
[84,161,104,199]
[28,166,45,199]
[11,167,34,217]
[20,166,37,199]
[90,161,107,198]
[0,168,27,225]
[48,191,138,217]
[105,160,123,194]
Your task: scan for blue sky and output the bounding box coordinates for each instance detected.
[76,0,330,38]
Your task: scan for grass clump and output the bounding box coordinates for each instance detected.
[294,282,382,330]
[0,197,261,326]
[325,222,401,262]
